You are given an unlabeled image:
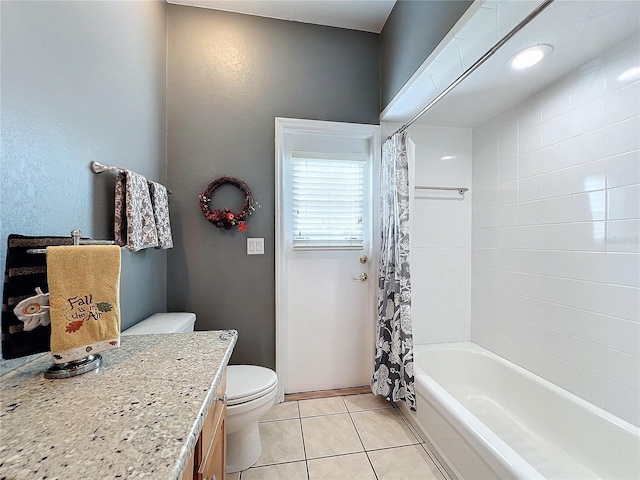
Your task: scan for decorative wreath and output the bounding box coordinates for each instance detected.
[199,176,258,231]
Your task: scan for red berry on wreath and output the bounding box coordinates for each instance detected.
[238,222,247,232]
[226,212,234,221]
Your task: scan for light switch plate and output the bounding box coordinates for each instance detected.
[247,238,264,255]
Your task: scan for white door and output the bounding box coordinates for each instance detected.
[275,118,380,399]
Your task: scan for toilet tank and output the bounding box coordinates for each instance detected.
[122,312,196,336]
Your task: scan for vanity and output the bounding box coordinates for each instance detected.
[0,330,236,480]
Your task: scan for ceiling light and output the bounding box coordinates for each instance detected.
[508,44,553,71]
[617,66,640,83]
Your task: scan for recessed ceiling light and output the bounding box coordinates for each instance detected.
[508,44,553,71]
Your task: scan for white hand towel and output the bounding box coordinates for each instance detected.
[148,180,173,249]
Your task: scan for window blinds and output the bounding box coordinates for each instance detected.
[292,156,365,250]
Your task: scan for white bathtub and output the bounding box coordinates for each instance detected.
[399,342,640,479]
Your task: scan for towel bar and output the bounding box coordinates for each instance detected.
[90,161,172,194]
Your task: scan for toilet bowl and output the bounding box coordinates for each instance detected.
[225,365,278,473]
[122,313,278,474]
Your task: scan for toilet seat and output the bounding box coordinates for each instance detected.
[227,365,278,406]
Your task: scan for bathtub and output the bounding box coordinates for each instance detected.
[399,342,640,479]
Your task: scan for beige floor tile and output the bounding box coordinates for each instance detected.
[367,445,446,480]
[343,393,393,412]
[301,413,364,459]
[298,396,347,417]
[351,409,419,450]
[307,453,376,480]
[260,401,300,422]
[241,461,308,480]
[254,419,305,467]
[227,472,240,480]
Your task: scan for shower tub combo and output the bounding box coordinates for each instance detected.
[400,342,640,479]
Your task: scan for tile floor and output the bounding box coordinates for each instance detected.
[227,394,449,480]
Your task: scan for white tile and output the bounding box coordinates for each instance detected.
[541,169,572,198]
[301,414,364,459]
[571,64,606,108]
[607,219,640,253]
[542,83,572,122]
[606,82,640,125]
[519,175,542,202]
[570,279,609,316]
[368,445,446,480]
[518,249,542,275]
[571,159,606,193]
[499,226,519,249]
[500,204,518,226]
[518,225,542,250]
[483,164,500,188]
[605,284,640,321]
[571,97,606,137]
[606,348,640,392]
[299,397,347,417]
[606,116,640,157]
[608,185,640,220]
[519,94,542,130]
[571,128,606,166]
[606,380,639,427]
[255,419,306,467]
[572,221,607,251]
[542,140,572,173]
[606,43,640,94]
[542,223,573,251]
[519,200,542,225]
[519,150,543,179]
[499,121,518,163]
[519,123,542,155]
[570,366,607,410]
[500,158,518,184]
[607,151,640,188]
[606,252,640,288]
[499,181,518,205]
[242,462,308,480]
[308,453,375,480]
[573,309,640,357]
[542,250,571,278]
[570,251,606,283]
[542,195,572,224]
[572,190,606,222]
[542,111,572,147]
[499,248,518,271]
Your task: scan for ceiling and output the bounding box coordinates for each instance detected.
[383,0,640,128]
[166,0,396,33]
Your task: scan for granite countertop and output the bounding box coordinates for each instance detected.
[0,330,237,480]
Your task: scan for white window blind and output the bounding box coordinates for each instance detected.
[292,155,365,250]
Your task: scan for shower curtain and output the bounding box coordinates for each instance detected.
[371,131,416,410]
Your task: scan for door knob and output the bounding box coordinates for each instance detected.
[353,273,368,281]
[360,255,368,264]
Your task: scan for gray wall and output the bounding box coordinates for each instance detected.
[380,0,473,110]
[167,5,380,369]
[0,0,168,344]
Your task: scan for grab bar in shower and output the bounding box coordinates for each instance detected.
[415,185,468,196]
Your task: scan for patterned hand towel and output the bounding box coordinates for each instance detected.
[47,245,121,364]
[114,170,159,251]
[148,180,173,249]
[2,235,76,359]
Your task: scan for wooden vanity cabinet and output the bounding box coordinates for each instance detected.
[182,370,227,480]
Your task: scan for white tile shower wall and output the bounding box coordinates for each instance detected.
[407,124,472,344]
[470,35,640,426]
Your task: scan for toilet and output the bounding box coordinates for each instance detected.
[122,312,278,474]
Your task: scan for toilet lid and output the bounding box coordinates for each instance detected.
[226,365,278,406]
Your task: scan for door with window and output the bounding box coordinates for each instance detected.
[275,118,380,398]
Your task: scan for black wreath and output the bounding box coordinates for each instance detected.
[199,177,257,231]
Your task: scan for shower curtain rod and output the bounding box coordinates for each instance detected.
[388,0,555,140]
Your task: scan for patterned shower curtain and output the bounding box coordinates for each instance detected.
[371,131,416,410]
